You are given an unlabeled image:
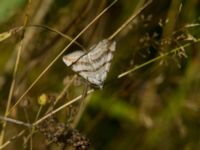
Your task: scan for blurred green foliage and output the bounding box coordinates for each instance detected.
[0,0,26,24]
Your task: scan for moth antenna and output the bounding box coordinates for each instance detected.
[108,0,153,41]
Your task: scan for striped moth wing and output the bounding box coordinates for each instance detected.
[63,39,116,88]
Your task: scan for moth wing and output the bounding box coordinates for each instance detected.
[62,39,116,88]
[79,40,116,87]
[63,50,98,84]
[78,71,102,86]
[91,40,116,83]
[89,39,116,61]
[62,51,85,66]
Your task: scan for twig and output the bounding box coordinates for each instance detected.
[118,39,200,78]
[45,75,77,114]
[22,0,54,59]
[72,83,90,128]
[0,116,31,127]
[0,130,26,150]
[27,25,86,50]
[108,0,152,40]
[0,21,24,146]
[33,89,94,126]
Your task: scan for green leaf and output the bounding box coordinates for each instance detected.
[0,0,26,24]
[90,92,139,123]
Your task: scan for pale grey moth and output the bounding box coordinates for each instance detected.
[63,39,116,89]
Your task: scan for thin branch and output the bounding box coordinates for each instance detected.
[46,75,77,114]
[0,116,31,127]
[72,83,90,128]
[33,89,94,126]
[118,39,200,78]
[108,0,152,40]
[28,25,86,50]
[0,21,25,146]
[0,130,26,150]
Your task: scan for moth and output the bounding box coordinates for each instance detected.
[63,39,116,89]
